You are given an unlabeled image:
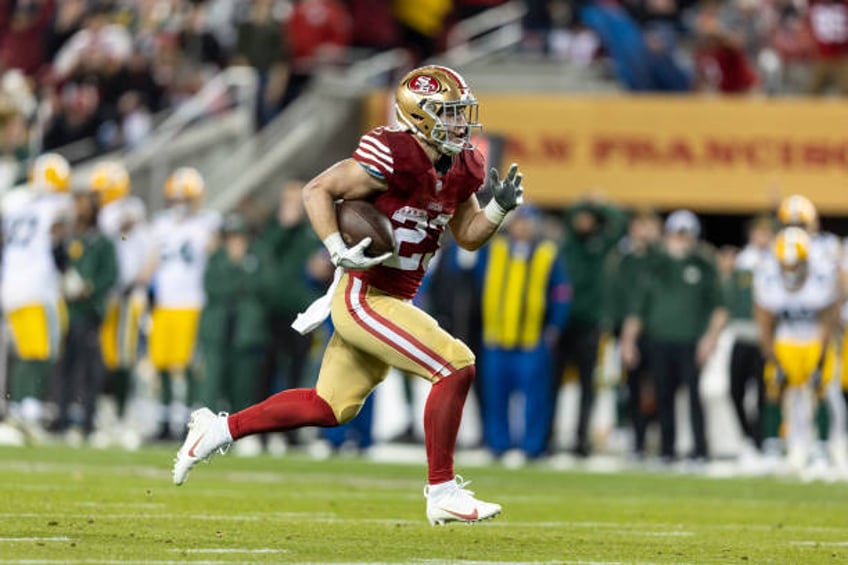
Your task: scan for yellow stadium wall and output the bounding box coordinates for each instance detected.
[364,93,848,213]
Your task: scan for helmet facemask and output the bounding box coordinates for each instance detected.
[422,98,481,156]
[780,261,808,291]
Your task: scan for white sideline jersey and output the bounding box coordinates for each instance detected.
[754,257,838,343]
[1,190,72,310]
[151,209,220,309]
[811,231,840,267]
[99,196,152,290]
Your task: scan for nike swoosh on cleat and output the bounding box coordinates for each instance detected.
[187,435,204,458]
[443,508,479,521]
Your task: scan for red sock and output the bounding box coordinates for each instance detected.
[228,388,338,440]
[424,365,474,484]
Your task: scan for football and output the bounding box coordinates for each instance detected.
[336,199,395,257]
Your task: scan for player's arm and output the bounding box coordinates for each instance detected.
[450,163,524,251]
[754,304,777,362]
[302,158,389,269]
[449,195,498,250]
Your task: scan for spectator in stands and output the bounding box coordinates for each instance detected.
[0,0,55,78]
[479,205,570,463]
[581,0,691,91]
[285,0,352,106]
[198,213,271,456]
[42,81,100,150]
[348,0,399,52]
[806,0,848,95]
[545,0,600,66]
[394,0,453,63]
[179,2,226,70]
[234,0,291,126]
[258,180,324,415]
[621,210,728,462]
[555,195,627,457]
[44,0,87,62]
[52,180,118,440]
[690,0,759,93]
[604,208,661,458]
[52,3,133,82]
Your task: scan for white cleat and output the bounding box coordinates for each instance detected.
[172,408,232,486]
[424,475,502,526]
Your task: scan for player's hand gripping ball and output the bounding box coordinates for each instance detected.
[332,200,395,269]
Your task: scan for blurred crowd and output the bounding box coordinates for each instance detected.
[525,0,848,95]
[2,148,847,482]
[3,0,846,198]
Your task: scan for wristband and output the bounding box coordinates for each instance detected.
[323,232,346,257]
[484,199,508,225]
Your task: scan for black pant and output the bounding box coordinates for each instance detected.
[262,313,312,395]
[650,340,708,459]
[729,341,764,449]
[53,317,106,435]
[554,324,600,454]
[627,338,653,455]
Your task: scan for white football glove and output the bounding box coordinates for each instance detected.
[323,232,391,270]
[484,163,525,224]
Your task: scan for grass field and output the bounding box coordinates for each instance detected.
[1,445,847,564]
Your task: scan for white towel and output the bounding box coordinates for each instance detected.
[291,267,343,335]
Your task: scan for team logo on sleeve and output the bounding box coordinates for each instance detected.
[408,75,441,95]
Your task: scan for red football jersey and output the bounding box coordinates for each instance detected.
[351,126,485,299]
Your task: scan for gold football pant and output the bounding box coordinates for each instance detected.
[315,274,474,424]
[149,307,200,371]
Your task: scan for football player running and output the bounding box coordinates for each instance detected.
[173,65,524,524]
[1,153,73,438]
[754,227,842,473]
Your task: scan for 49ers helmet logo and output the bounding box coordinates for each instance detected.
[407,74,441,95]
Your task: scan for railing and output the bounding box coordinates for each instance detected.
[439,1,528,66]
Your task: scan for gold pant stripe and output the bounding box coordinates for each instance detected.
[149,307,200,371]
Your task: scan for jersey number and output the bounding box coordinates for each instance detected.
[5,216,39,247]
[382,207,450,271]
[162,241,195,264]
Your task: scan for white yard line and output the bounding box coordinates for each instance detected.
[791,541,848,547]
[170,548,288,554]
[0,537,71,542]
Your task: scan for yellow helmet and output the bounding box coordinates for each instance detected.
[164,167,205,201]
[774,226,810,290]
[394,65,481,156]
[90,161,130,205]
[777,194,818,231]
[30,153,71,193]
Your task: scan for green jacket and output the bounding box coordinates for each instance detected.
[259,219,322,318]
[562,202,628,328]
[630,245,725,344]
[66,229,118,322]
[199,244,271,349]
[603,242,654,333]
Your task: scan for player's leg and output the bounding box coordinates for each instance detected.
[651,341,677,460]
[149,307,174,438]
[334,275,499,524]
[480,346,512,457]
[574,327,600,457]
[7,303,59,434]
[521,345,553,459]
[681,343,708,459]
[173,332,386,485]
